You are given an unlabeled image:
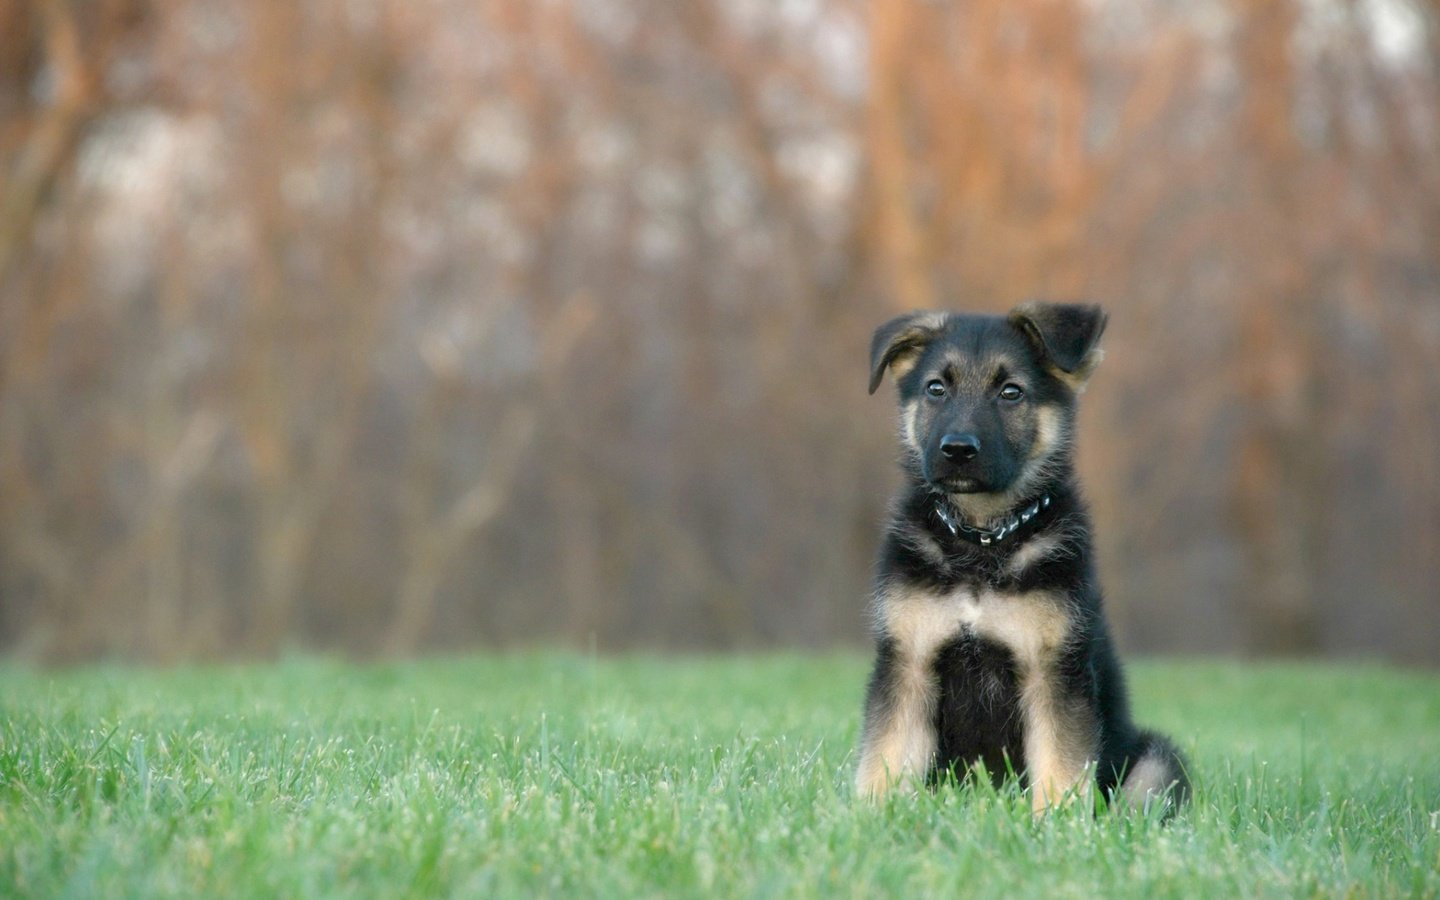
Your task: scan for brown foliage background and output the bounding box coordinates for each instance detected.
[2,0,1438,663]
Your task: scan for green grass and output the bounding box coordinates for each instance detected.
[2,654,1438,898]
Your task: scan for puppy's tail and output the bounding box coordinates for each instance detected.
[1117,729,1190,817]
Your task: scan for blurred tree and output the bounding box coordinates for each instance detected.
[0,0,1437,663]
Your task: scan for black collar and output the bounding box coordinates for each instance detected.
[934,494,1053,547]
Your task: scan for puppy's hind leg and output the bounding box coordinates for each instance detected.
[1117,729,1190,817]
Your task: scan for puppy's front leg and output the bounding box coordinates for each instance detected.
[1020,660,1100,814]
[855,638,940,799]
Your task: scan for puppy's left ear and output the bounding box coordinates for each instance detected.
[1008,301,1108,388]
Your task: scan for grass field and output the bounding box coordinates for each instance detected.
[2,654,1438,898]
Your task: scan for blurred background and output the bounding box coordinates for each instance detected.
[1,0,1437,665]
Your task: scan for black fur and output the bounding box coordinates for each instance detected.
[856,303,1189,813]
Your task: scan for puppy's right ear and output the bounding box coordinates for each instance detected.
[868,312,945,394]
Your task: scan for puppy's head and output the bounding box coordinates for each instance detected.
[869,302,1106,506]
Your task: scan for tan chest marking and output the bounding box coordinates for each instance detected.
[872,585,1094,812]
[881,585,1070,674]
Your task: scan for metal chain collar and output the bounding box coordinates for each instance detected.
[934,494,1052,547]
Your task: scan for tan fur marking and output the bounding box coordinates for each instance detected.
[888,355,921,382]
[1006,534,1064,577]
[854,665,937,798]
[879,312,950,387]
[1050,348,1104,393]
[900,400,920,455]
[1119,753,1181,815]
[966,589,1068,675]
[896,522,946,567]
[881,586,975,653]
[1028,406,1063,462]
[948,490,1015,524]
[1020,680,1098,813]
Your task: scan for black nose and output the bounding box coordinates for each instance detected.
[940,433,981,462]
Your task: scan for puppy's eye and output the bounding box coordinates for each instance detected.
[999,383,1025,402]
[925,380,947,398]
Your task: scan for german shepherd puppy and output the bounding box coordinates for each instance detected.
[855,302,1188,815]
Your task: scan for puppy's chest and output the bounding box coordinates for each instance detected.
[883,585,1069,672]
[899,521,1069,590]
